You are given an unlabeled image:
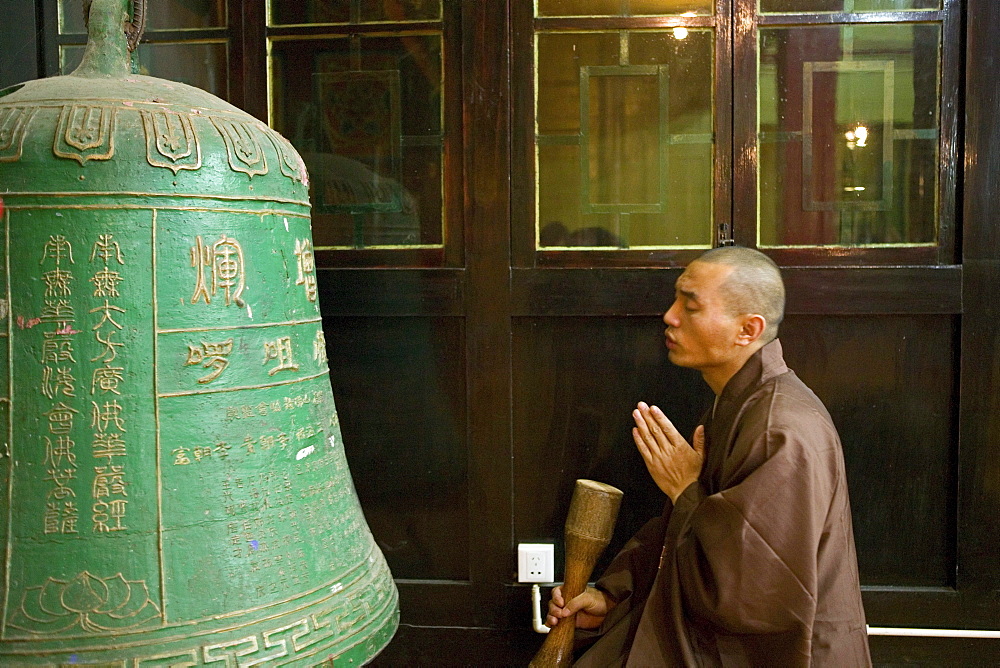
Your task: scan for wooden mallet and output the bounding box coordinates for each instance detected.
[530,479,624,667]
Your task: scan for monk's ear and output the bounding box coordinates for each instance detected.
[735,314,766,347]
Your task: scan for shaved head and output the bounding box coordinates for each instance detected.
[693,246,785,342]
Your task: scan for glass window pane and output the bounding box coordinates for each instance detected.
[536,30,714,249]
[271,0,441,25]
[537,0,712,17]
[758,24,941,247]
[60,0,226,33]
[760,0,940,13]
[271,35,444,248]
[271,1,350,25]
[60,42,228,99]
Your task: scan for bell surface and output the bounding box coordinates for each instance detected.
[0,0,399,664]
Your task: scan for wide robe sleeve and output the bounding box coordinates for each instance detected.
[666,391,844,660]
[572,509,671,657]
[595,508,670,610]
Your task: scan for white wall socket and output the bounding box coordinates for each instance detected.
[517,543,555,583]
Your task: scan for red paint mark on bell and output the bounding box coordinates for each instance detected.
[55,323,81,335]
[16,316,41,329]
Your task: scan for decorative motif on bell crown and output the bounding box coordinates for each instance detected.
[0,106,38,162]
[210,116,269,178]
[0,99,308,185]
[141,109,201,174]
[268,131,308,184]
[54,105,117,164]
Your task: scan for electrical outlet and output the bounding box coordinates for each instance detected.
[517,543,555,583]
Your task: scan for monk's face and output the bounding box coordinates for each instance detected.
[662,261,745,373]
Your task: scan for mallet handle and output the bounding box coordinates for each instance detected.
[529,480,623,667]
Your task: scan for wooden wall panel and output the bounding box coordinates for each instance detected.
[512,316,712,579]
[959,0,1000,599]
[513,314,958,590]
[324,316,469,581]
[781,315,957,587]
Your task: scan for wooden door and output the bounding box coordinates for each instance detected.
[261,0,996,659]
[507,0,989,660]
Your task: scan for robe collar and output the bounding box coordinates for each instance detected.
[718,338,788,407]
[701,339,788,493]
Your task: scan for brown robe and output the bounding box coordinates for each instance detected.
[575,340,871,667]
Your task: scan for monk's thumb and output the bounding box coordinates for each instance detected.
[693,425,705,456]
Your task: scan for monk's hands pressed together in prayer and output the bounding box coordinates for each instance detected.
[545,585,616,630]
[632,402,705,503]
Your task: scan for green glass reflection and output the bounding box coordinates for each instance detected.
[760,0,939,13]
[758,24,941,246]
[271,0,442,25]
[536,30,713,249]
[585,72,665,209]
[60,0,225,33]
[60,42,229,99]
[271,35,444,248]
[537,0,712,16]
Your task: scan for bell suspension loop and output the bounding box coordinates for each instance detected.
[125,0,147,52]
[83,0,146,49]
[76,0,146,77]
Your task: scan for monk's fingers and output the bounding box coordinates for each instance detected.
[636,404,673,451]
[563,590,596,616]
[631,408,653,442]
[545,602,563,627]
[546,587,566,627]
[648,405,687,449]
[545,604,563,627]
[632,427,653,463]
[632,410,673,463]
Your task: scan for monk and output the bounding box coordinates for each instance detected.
[545,247,871,666]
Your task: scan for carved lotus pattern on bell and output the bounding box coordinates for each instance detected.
[9,571,161,634]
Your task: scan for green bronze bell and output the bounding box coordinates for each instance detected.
[0,0,399,664]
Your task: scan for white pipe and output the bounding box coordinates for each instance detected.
[867,626,1000,639]
[531,584,551,634]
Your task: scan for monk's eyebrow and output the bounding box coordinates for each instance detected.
[678,287,698,303]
